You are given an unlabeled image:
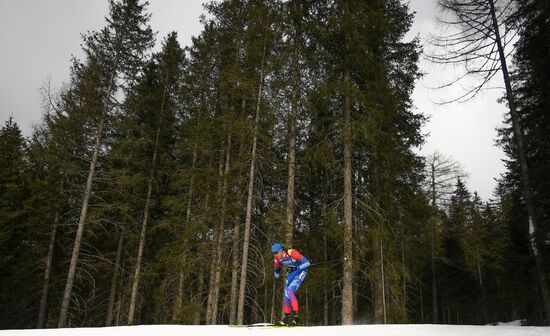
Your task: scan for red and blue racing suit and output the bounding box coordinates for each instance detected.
[274,248,310,314]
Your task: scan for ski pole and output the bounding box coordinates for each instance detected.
[310,257,345,268]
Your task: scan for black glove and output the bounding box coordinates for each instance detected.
[274,266,282,279]
[287,265,297,273]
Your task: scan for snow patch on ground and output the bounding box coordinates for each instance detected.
[1,324,549,336]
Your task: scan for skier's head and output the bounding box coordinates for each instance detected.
[271,242,283,254]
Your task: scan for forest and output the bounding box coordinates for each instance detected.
[1,0,549,329]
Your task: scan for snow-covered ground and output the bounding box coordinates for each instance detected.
[1,324,549,336]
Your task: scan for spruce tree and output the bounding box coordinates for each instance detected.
[0,118,33,328]
[58,0,153,327]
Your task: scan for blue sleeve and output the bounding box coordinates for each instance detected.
[298,256,310,270]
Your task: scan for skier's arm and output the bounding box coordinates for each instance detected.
[289,249,311,270]
[274,258,282,278]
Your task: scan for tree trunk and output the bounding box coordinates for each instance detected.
[106,231,124,326]
[38,178,64,328]
[270,280,277,323]
[420,280,424,322]
[402,238,407,319]
[173,142,198,322]
[374,236,387,324]
[431,215,439,324]
[127,149,156,325]
[229,105,245,326]
[237,33,267,326]
[173,268,185,323]
[341,67,354,325]
[430,161,439,324]
[206,150,225,324]
[186,143,198,225]
[193,267,205,324]
[381,239,387,324]
[207,135,232,324]
[115,294,122,326]
[284,20,300,246]
[488,0,550,322]
[323,235,329,326]
[38,209,59,328]
[229,215,241,323]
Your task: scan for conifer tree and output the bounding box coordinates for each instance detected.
[498,0,550,323]
[121,32,182,325]
[58,0,153,327]
[0,118,32,328]
[306,0,423,324]
[237,1,272,324]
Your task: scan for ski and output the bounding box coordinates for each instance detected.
[229,323,305,328]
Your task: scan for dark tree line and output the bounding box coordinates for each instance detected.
[0,0,549,329]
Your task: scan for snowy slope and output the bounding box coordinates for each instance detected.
[1,324,549,336]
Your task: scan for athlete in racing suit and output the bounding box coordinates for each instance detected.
[272,242,310,326]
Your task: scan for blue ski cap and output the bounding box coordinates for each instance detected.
[271,242,283,254]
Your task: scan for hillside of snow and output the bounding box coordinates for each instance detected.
[1,324,549,336]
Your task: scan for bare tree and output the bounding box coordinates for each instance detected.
[423,151,466,323]
[424,151,467,209]
[427,0,550,321]
[427,0,517,103]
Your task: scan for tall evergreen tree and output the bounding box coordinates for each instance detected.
[0,118,33,328]
[498,0,550,323]
[305,0,423,324]
[57,0,153,327]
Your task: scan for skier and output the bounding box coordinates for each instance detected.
[272,242,310,326]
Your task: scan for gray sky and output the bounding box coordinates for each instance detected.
[0,0,506,201]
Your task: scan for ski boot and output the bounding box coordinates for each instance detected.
[276,313,291,326]
[291,314,302,326]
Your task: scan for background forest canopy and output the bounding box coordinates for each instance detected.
[1,0,549,330]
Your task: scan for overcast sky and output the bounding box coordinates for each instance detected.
[0,0,506,201]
